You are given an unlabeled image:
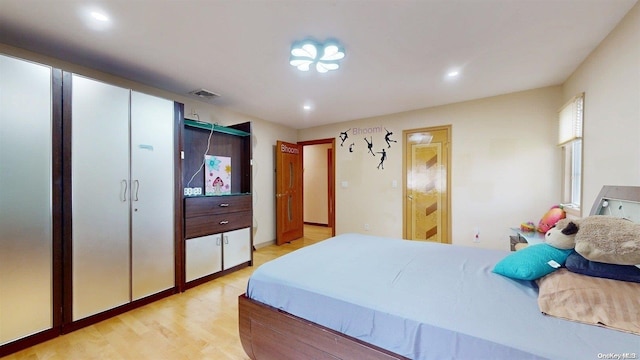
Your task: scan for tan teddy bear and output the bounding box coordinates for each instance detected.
[571,215,640,265]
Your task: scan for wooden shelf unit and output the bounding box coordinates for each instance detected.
[181,120,253,289]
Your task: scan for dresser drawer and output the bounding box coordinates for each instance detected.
[185,210,252,239]
[185,194,252,218]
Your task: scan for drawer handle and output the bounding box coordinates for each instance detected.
[219,220,229,225]
[219,203,230,207]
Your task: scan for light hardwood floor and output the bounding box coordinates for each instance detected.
[3,225,332,360]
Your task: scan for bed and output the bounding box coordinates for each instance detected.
[239,187,640,359]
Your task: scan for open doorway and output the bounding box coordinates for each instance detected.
[300,138,335,238]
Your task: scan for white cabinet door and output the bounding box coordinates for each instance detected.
[0,55,53,345]
[223,227,251,270]
[71,75,130,321]
[186,234,223,282]
[130,91,175,300]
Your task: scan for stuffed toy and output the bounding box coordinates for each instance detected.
[537,205,566,233]
[544,218,578,250]
[520,221,536,232]
[572,215,640,266]
[545,216,640,283]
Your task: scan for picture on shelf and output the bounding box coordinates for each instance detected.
[205,155,231,195]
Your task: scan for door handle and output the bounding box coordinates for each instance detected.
[121,179,128,202]
[133,180,140,201]
[407,195,413,200]
[224,235,229,245]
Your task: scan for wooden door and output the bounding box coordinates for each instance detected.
[275,141,303,245]
[403,126,451,243]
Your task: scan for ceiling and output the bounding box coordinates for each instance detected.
[0,1,636,129]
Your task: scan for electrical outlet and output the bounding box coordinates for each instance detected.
[364,223,370,231]
[184,187,202,196]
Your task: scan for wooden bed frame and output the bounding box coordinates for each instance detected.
[238,294,409,360]
[238,186,640,360]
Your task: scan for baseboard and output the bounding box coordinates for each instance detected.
[254,240,276,249]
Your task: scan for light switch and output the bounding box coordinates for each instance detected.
[341,181,349,188]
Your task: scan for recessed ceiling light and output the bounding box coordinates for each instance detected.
[447,71,459,77]
[303,105,312,111]
[78,6,112,31]
[90,11,110,22]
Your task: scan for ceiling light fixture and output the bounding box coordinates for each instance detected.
[303,105,311,110]
[289,39,345,73]
[447,70,460,77]
[90,11,110,22]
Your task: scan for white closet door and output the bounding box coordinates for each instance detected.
[71,75,130,320]
[130,91,175,300]
[0,55,53,344]
[223,227,251,270]
[186,234,223,282]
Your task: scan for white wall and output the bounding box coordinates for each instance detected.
[303,144,330,224]
[299,87,562,250]
[248,120,297,245]
[4,0,636,251]
[562,2,640,213]
[0,43,297,247]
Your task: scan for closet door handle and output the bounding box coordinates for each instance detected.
[121,180,128,202]
[224,235,229,245]
[216,236,221,246]
[133,180,140,201]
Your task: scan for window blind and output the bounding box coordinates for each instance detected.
[558,93,584,145]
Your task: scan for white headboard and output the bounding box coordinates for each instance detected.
[590,186,640,223]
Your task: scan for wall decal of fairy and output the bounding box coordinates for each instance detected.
[364,136,375,156]
[384,128,397,148]
[339,129,351,147]
[377,148,387,169]
[348,142,355,153]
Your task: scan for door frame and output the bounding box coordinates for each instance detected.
[402,125,451,242]
[299,138,336,237]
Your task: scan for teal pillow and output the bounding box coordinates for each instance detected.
[493,244,574,280]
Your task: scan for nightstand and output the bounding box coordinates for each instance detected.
[509,228,546,251]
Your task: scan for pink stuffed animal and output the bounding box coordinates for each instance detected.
[537,205,566,233]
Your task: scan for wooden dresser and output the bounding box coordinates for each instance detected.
[184,195,252,239]
[182,120,252,289]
